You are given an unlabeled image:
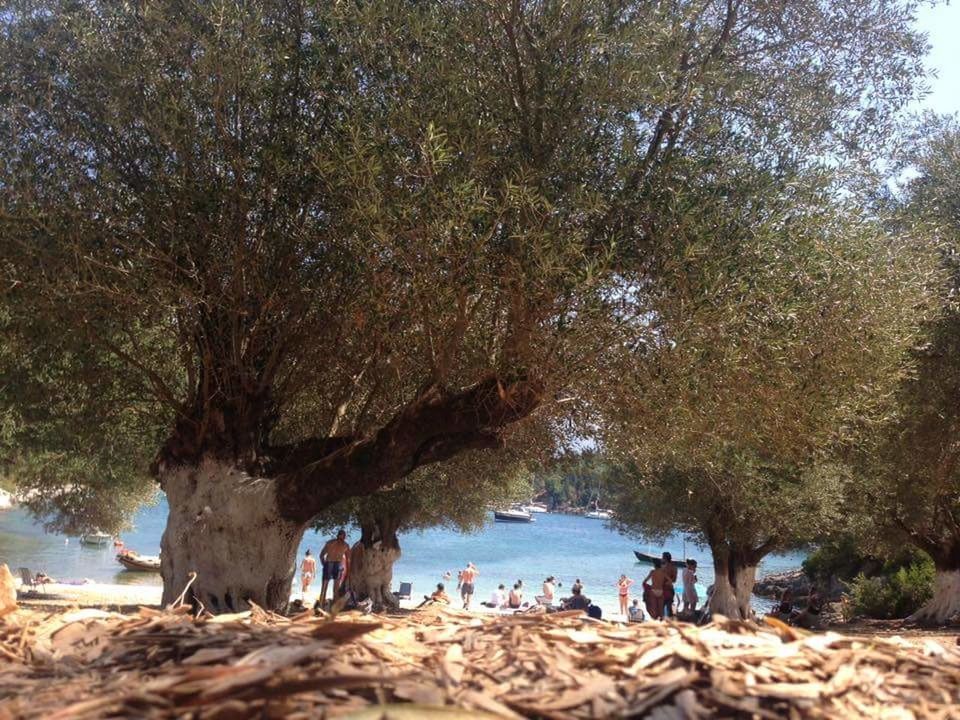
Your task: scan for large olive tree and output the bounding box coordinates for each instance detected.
[849,121,960,624]
[0,0,929,611]
[600,158,936,619]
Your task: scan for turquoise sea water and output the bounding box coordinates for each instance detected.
[0,497,803,614]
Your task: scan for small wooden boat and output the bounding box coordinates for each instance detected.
[494,508,534,523]
[80,531,112,547]
[634,550,687,568]
[117,551,161,572]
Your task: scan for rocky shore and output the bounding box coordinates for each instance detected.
[753,568,810,598]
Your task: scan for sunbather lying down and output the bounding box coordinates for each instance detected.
[416,583,451,608]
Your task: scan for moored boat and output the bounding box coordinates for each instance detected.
[634,550,686,568]
[117,550,161,572]
[494,507,534,523]
[80,531,112,547]
[524,503,548,513]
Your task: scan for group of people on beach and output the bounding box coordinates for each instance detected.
[626,553,700,621]
[423,567,597,615]
[302,538,705,623]
[615,553,700,622]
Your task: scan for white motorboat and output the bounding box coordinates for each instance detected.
[494,507,534,523]
[524,503,548,513]
[584,509,612,520]
[79,531,112,547]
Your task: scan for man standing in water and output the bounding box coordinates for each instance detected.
[300,549,317,596]
[319,529,350,607]
[459,562,478,610]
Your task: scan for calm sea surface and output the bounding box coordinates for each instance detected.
[0,496,802,614]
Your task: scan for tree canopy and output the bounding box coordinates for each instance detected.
[0,0,935,608]
[597,157,937,617]
[841,119,960,622]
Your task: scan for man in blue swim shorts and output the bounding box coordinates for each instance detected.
[319,529,350,607]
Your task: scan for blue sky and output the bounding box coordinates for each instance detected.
[916,2,960,114]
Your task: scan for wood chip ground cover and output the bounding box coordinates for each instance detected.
[0,604,958,718]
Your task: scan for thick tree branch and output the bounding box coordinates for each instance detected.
[275,374,542,522]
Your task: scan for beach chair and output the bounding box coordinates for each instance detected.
[394,582,412,600]
[17,567,49,596]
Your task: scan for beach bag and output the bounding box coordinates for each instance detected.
[587,604,602,620]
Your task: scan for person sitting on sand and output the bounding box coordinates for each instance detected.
[508,582,524,609]
[628,598,644,623]
[429,583,450,604]
[642,559,666,620]
[777,588,794,617]
[561,584,591,612]
[536,576,557,605]
[459,562,479,610]
[319,530,350,607]
[300,549,317,595]
[793,586,824,629]
[682,559,699,613]
[483,584,507,608]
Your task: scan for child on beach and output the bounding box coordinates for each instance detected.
[617,574,634,615]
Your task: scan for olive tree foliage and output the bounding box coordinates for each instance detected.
[0,310,163,533]
[0,0,933,608]
[598,155,938,618]
[847,119,960,622]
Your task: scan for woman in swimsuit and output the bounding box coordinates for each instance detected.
[617,574,635,615]
[642,560,666,620]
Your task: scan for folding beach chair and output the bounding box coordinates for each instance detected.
[17,567,49,596]
[394,582,412,600]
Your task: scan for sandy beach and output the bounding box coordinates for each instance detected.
[15,580,162,609]
[13,579,641,623]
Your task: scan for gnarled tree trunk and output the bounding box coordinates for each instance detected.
[159,458,305,612]
[154,375,541,613]
[708,543,760,620]
[347,517,402,611]
[908,542,960,625]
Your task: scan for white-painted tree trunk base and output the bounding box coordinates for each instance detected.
[159,459,305,613]
[734,565,757,620]
[347,541,401,611]
[908,569,960,625]
[709,565,756,620]
[709,575,740,619]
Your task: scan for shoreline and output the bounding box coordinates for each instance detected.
[15,580,649,622]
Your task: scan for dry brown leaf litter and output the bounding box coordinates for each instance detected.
[0,604,958,719]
